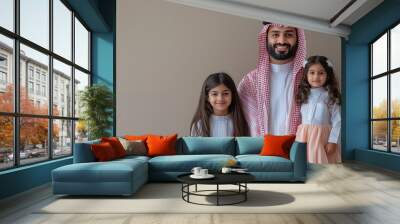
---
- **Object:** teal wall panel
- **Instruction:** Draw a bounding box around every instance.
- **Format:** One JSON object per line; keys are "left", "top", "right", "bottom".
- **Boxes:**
{"left": 355, "top": 149, "right": 400, "bottom": 172}
{"left": 91, "top": 0, "right": 115, "bottom": 135}
{"left": 92, "top": 33, "right": 113, "bottom": 88}
{"left": 65, "top": 0, "right": 110, "bottom": 32}
{"left": 0, "top": 158, "right": 72, "bottom": 199}
{"left": 92, "top": 32, "right": 114, "bottom": 135}
{"left": 343, "top": 44, "right": 369, "bottom": 159}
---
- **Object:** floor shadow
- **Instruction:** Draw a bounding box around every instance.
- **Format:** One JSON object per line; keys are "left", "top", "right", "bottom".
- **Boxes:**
{"left": 56, "top": 183, "right": 182, "bottom": 200}
{"left": 203, "top": 190, "right": 295, "bottom": 207}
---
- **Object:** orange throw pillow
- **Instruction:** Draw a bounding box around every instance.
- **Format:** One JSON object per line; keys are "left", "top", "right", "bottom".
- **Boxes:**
{"left": 91, "top": 142, "right": 117, "bottom": 161}
{"left": 124, "top": 135, "right": 148, "bottom": 141}
{"left": 146, "top": 134, "right": 177, "bottom": 157}
{"left": 259, "top": 135, "right": 296, "bottom": 159}
{"left": 101, "top": 137, "right": 127, "bottom": 158}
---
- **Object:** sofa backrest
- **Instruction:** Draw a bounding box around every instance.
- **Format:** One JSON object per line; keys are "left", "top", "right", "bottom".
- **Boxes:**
{"left": 235, "top": 137, "right": 264, "bottom": 155}
{"left": 73, "top": 139, "right": 100, "bottom": 163}
{"left": 73, "top": 137, "right": 266, "bottom": 163}
{"left": 177, "top": 137, "right": 235, "bottom": 155}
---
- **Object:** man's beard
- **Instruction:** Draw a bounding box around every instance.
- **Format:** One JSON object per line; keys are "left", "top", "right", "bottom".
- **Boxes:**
{"left": 267, "top": 43, "right": 297, "bottom": 60}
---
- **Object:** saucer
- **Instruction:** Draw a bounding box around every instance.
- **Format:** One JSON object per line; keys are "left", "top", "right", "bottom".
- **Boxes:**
{"left": 232, "top": 170, "right": 249, "bottom": 174}
{"left": 190, "top": 174, "right": 215, "bottom": 179}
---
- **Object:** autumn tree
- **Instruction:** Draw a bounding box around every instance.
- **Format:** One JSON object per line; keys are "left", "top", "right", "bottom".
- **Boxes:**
{"left": 76, "top": 119, "right": 87, "bottom": 142}
{"left": 0, "top": 84, "right": 59, "bottom": 151}
{"left": 372, "top": 100, "right": 387, "bottom": 139}
{"left": 391, "top": 99, "right": 400, "bottom": 142}
{"left": 372, "top": 99, "right": 400, "bottom": 143}
{"left": 0, "top": 116, "right": 12, "bottom": 149}
{"left": 0, "top": 85, "right": 14, "bottom": 149}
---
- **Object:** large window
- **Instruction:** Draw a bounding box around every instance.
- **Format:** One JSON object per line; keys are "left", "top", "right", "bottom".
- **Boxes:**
{"left": 0, "top": 0, "right": 91, "bottom": 171}
{"left": 370, "top": 23, "right": 400, "bottom": 154}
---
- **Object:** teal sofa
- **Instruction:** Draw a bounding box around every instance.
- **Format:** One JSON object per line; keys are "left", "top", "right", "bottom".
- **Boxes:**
{"left": 52, "top": 137, "right": 306, "bottom": 196}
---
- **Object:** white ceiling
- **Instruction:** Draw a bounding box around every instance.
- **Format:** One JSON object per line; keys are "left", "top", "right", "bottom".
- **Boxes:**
{"left": 228, "top": 0, "right": 352, "bottom": 22}
{"left": 165, "top": 0, "right": 384, "bottom": 38}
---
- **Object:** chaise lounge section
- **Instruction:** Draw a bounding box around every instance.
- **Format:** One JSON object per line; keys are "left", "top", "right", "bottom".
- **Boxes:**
{"left": 52, "top": 140, "right": 149, "bottom": 195}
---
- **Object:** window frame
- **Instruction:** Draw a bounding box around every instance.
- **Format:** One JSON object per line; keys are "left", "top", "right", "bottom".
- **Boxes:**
{"left": 0, "top": 70, "right": 7, "bottom": 85}
{"left": 0, "top": 0, "right": 92, "bottom": 171}
{"left": 0, "top": 53, "right": 8, "bottom": 88}
{"left": 370, "top": 21, "right": 400, "bottom": 154}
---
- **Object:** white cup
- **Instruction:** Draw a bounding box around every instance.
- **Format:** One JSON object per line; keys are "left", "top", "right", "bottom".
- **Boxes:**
{"left": 191, "top": 167, "right": 202, "bottom": 176}
{"left": 221, "top": 167, "right": 232, "bottom": 174}
{"left": 199, "top": 169, "right": 208, "bottom": 176}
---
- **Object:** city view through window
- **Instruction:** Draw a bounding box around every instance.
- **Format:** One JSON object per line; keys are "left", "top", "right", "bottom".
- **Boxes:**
{"left": 0, "top": 0, "right": 91, "bottom": 170}
{"left": 371, "top": 23, "right": 400, "bottom": 153}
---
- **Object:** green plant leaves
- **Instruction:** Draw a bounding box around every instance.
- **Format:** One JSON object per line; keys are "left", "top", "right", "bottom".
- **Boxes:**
{"left": 79, "top": 84, "right": 113, "bottom": 140}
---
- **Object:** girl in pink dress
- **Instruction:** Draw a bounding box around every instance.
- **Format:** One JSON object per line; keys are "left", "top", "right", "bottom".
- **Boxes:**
{"left": 296, "top": 56, "right": 341, "bottom": 164}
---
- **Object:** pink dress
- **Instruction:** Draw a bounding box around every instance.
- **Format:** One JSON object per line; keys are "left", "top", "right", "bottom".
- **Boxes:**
{"left": 296, "top": 88, "right": 341, "bottom": 164}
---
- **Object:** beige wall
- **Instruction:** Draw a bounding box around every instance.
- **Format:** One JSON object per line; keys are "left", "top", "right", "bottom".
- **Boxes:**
{"left": 116, "top": 0, "right": 341, "bottom": 136}
{"left": 305, "top": 30, "right": 342, "bottom": 86}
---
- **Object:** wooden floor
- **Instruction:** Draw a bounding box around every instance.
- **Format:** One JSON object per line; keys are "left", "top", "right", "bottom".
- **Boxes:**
{"left": 1, "top": 162, "right": 400, "bottom": 224}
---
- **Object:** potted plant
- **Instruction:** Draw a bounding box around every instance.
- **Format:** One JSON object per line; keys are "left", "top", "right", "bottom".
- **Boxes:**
{"left": 79, "top": 84, "right": 113, "bottom": 140}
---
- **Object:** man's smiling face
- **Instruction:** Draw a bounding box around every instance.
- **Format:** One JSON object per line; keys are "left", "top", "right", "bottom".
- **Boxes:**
{"left": 267, "top": 26, "right": 298, "bottom": 61}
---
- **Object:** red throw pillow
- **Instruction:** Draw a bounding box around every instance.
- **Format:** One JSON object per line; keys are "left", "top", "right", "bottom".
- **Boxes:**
{"left": 91, "top": 142, "right": 117, "bottom": 161}
{"left": 146, "top": 134, "right": 177, "bottom": 157}
{"left": 259, "top": 135, "right": 296, "bottom": 159}
{"left": 101, "top": 137, "right": 127, "bottom": 158}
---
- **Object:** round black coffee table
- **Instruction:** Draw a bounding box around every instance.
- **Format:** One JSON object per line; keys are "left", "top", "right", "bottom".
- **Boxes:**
{"left": 177, "top": 173, "right": 255, "bottom": 206}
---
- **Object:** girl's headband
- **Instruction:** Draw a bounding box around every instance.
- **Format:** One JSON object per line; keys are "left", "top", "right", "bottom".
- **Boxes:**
{"left": 303, "top": 58, "right": 334, "bottom": 68}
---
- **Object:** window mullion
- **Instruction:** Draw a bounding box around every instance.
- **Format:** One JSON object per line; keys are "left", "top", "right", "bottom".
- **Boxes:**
{"left": 71, "top": 11, "right": 76, "bottom": 154}
{"left": 370, "top": 45, "right": 373, "bottom": 149}
{"left": 387, "top": 30, "right": 391, "bottom": 152}
{"left": 49, "top": 0, "right": 54, "bottom": 160}
{"left": 13, "top": 0, "right": 20, "bottom": 167}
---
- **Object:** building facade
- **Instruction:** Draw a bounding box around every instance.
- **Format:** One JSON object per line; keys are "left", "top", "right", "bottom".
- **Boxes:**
{"left": 0, "top": 41, "right": 80, "bottom": 155}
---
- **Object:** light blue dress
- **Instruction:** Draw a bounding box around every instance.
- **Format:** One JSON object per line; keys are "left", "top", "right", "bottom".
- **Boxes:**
{"left": 191, "top": 114, "right": 234, "bottom": 137}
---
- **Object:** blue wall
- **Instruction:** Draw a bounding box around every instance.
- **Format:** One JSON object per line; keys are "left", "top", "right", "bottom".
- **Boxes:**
{"left": 0, "top": 0, "right": 116, "bottom": 200}
{"left": 91, "top": 0, "right": 116, "bottom": 135}
{"left": 345, "top": 0, "right": 400, "bottom": 171}
{"left": 91, "top": 32, "right": 115, "bottom": 136}
{"left": 92, "top": 31, "right": 114, "bottom": 134}
{"left": 92, "top": 33, "right": 114, "bottom": 87}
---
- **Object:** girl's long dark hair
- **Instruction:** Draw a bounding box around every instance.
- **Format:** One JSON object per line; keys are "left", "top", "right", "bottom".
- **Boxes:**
{"left": 296, "top": 55, "right": 341, "bottom": 105}
{"left": 190, "top": 72, "right": 249, "bottom": 136}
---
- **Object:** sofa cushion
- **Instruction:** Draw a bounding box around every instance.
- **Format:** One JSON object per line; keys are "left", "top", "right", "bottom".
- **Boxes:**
{"left": 101, "top": 137, "right": 127, "bottom": 158}
{"left": 178, "top": 137, "right": 235, "bottom": 155}
{"left": 147, "top": 134, "right": 178, "bottom": 157}
{"left": 91, "top": 142, "right": 118, "bottom": 161}
{"left": 124, "top": 135, "right": 148, "bottom": 142}
{"left": 148, "top": 154, "right": 235, "bottom": 172}
{"left": 115, "top": 155, "right": 150, "bottom": 163}
{"left": 52, "top": 159, "right": 146, "bottom": 183}
{"left": 236, "top": 137, "right": 264, "bottom": 155}
{"left": 260, "top": 135, "right": 296, "bottom": 159}
{"left": 53, "top": 162, "right": 133, "bottom": 182}
{"left": 236, "top": 155, "right": 293, "bottom": 172}
{"left": 118, "top": 138, "right": 147, "bottom": 156}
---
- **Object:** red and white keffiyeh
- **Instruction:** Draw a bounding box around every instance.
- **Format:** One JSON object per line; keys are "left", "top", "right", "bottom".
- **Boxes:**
{"left": 238, "top": 23, "right": 307, "bottom": 136}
